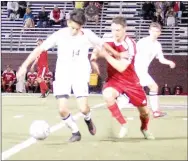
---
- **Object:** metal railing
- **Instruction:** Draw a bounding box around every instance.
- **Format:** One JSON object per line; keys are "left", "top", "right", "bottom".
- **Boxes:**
{"left": 1, "top": 26, "right": 187, "bottom": 55}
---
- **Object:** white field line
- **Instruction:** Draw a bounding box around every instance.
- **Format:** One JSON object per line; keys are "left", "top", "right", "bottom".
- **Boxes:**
{"left": 2, "top": 103, "right": 106, "bottom": 160}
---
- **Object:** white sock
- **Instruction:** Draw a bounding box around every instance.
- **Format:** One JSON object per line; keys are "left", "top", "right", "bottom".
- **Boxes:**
{"left": 63, "top": 114, "right": 79, "bottom": 133}
{"left": 83, "top": 111, "right": 91, "bottom": 121}
{"left": 149, "top": 91, "right": 159, "bottom": 112}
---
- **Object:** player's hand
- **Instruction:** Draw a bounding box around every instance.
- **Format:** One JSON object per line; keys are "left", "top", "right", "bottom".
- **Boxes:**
{"left": 169, "top": 61, "right": 176, "bottom": 68}
{"left": 17, "top": 66, "right": 27, "bottom": 80}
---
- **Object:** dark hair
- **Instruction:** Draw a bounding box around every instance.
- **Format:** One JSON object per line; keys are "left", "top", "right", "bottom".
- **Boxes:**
{"left": 69, "top": 9, "right": 86, "bottom": 26}
{"left": 150, "top": 22, "right": 161, "bottom": 30}
{"left": 112, "top": 16, "right": 126, "bottom": 27}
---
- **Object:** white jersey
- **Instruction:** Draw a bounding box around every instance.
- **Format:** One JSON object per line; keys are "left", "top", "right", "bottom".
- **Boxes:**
{"left": 134, "top": 36, "right": 165, "bottom": 72}
{"left": 40, "top": 27, "right": 104, "bottom": 77}
{"left": 40, "top": 27, "right": 104, "bottom": 97}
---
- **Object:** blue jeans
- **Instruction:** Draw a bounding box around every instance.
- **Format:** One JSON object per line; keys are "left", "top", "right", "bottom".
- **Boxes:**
{"left": 37, "top": 21, "right": 48, "bottom": 28}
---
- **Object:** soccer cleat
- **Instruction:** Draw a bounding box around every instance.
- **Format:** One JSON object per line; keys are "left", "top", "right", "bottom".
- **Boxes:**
{"left": 153, "top": 111, "right": 167, "bottom": 118}
{"left": 141, "top": 129, "right": 155, "bottom": 140}
{"left": 84, "top": 119, "right": 96, "bottom": 135}
{"left": 40, "top": 94, "right": 46, "bottom": 98}
{"left": 68, "top": 131, "right": 81, "bottom": 142}
{"left": 118, "top": 124, "right": 128, "bottom": 138}
{"left": 45, "top": 90, "right": 50, "bottom": 97}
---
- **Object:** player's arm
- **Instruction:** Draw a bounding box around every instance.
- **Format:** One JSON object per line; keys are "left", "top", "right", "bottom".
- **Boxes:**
{"left": 156, "top": 44, "right": 176, "bottom": 68}
{"left": 87, "top": 30, "right": 121, "bottom": 58}
{"left": 30, "top": 58, "right": 39, "bottom": 70}
{"left": 17, "top": 31, "right": 58, "bottom": 78}
{"left": 102, "top": 49, "right": 131, "bottom": 73}
{"left": 90, "top": 48, "right": 100, "bottom": 75}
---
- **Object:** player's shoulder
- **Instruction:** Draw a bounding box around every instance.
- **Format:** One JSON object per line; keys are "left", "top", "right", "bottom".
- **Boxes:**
{"left": 54, "top": 28, "right": 69, "bottom": 36}
{"left": 125, "top": 35, "right": 136, "bottom": 43}
{"left": 137, "top": 36, "right": 148, "bottom": 43}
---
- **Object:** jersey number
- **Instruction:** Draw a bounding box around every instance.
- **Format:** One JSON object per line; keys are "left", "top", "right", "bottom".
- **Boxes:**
{"left": 72, "top": 50, "right": 80, "bottom": 57}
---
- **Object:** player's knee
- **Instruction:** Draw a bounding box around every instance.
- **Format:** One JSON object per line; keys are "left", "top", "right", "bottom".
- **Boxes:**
{"left": 139, "top": 107, "right": 150, "bottom": 118}
{"left": 103, "top": 89, "right": 115, "bottom": 101}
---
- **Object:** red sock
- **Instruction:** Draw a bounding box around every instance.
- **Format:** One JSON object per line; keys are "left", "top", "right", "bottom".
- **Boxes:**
{"left": 39, "top": 81, "right": 48, "bottom": 94}
{"left": 140, "top": 116, "right": 149, "bottom": 130}
{"left": 108, "top": 103, "right": 126, "bottom": 125}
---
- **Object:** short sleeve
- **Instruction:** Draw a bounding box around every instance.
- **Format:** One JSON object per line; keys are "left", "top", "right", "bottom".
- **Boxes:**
{"left": 86, "top": 29, "right": 104, "bottom": 48}
{"left": 155, "top": 43, "right": 165, "bottom": 60}
{"left": 40, "top": 30, "right": 60, "bottom": 51}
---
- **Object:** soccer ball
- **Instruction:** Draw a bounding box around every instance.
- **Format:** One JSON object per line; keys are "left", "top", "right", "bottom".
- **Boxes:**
{"left": 29, "top": 120, "right": 50, "bottom": 140}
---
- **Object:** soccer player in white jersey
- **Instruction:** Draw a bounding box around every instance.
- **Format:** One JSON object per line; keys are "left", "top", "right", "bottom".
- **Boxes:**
{"left": 17, "top": 9, "right": 123, "bottom": 142}
{"left": 134, "top": 22, "right": 176, "bottom": 118}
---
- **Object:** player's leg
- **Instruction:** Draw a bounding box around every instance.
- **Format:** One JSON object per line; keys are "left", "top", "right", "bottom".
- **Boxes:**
{"left": 33, "top": 80, "right": 39, "bottom": 93}
{"left": 124, "top": 85, "right": 155, "bottom": 140}
{"left": 73, "top": 80, "right": 96, "bottom": 135}
{"left": 53, "top": 80, "right": 81, "bottom": 142}
{"left": 37, "top": 67, "right": 49, "bottom": 98}
{"left": 7, "top": 81, "right": 13, "bottom": 92}
{"left": 2, "top": 80, "right": 7, "bottom": 92}
{"left": 137, "top": 106, "right": 155, "bottom": 140}
{"left": 148, "top": 82, "right": 167, "bottom": 118}
{"left": 25, "top": 81, "right": 30, "bottom": 93}
{"left": 103, "top": 83, "right": 128, "bottom": 138}
{"left": 138, "top": 72, "right": 166, "bottom": 118}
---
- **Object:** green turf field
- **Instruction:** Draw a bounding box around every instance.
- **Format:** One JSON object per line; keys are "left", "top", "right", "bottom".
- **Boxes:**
{"left": 2, "top": 94, "right": 187, "bottom": 160}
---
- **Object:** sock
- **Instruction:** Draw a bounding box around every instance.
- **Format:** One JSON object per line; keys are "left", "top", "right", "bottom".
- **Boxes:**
{"left": 108, "top": 103, "right": 127, "bottom": 125}
{"left": 63, "top": 114, "right": 79, "bottom": 133}
{"left": 149, "top": 91, "right": 159, "bottom": 112}
{"left": 83, "top": 111, "right": 91, "bottom": 121}
{"left": 39, "top": 81, "right": 48, "bottom": 94}
{"left": 140, "top": 115, "right": 149, "bottom": 130}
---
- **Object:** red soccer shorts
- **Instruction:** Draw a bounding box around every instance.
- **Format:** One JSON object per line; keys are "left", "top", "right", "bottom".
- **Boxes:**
{"left": 103, "top": 80, "right": 147, "bottom": 107}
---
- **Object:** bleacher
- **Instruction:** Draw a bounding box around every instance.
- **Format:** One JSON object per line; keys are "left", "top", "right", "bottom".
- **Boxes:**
{"left": 1, "top": 1, "right": 188, "bottom": 54}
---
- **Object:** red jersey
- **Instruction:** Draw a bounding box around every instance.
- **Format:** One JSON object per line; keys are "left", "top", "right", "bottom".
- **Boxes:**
{"left": 107, "top": 36, "right": 139, "bottom": 85}
{"left": 37, "top": 51, "right": 48, "bottom": 69}
{"left": 2, "top": 70, "right": 16, "bottom": 82}
{"left": 27, "top": 72, "right": 37, "bottom": 82}
{"left": 44, "top": 71, "right": 53, "bottom": 81}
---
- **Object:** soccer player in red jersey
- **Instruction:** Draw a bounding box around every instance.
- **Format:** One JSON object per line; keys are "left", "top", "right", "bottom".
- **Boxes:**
{"left": 2, "top": 65, "right": 16, "bottom": 92}
{"left": 91, "top": 16, "right": 155, "bottom": 139}
{"left": 30, "top": 38, "right": 50, "bottom": 98}
{"left": 25, "top": 69, "right": 38, "bottom": 93}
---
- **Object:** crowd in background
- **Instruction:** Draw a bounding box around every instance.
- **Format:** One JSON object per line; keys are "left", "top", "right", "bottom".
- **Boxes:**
{"left": 141, "top": 1, "right": 185, "bottom": 27}
{"left": 1, "top": 1, "right": 103, "bottom": 28}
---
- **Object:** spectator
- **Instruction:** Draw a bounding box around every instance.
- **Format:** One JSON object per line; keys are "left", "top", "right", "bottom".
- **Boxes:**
{"left": 23, "top": 7, "right": 35, "bottom": 28}
{"left": 1, "top": 65, "right": 16, "bottom": 92}
{"left": 18, "top": 1, "right": 27, "bottom": 18}
{"left": 161, "top": 84, "right": 171, "bottom": 95}
{"left": 7, "top": 1, "right": 19, "bottom": 20}
{"left": 171, "top": 1, "right": 185, "bottom": 19}
{"left": 152, "top": 9, "right": 164, "bottom": 27}
{"left": 37, "top": 6, "right": 49, "bottom": 28}
{"left": 44, "top": 70, "right": 53, "bottom": 93}
{"left": 25, "top": 69, "right": 38, "bottom": 93}
{"left": 173, "top": 85, "right": 183, "bottom": 95}
{"left": 49, "top": 5, "right": 65, "bottom": 27}
{"left": 85, "top": 2, "right": 101, "bottom": 24}
{"left": 166, "top": 7, "right": 176, "bottom": 27}
{"left": 142, "top": 1, "right": 156, "bottom": 20}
